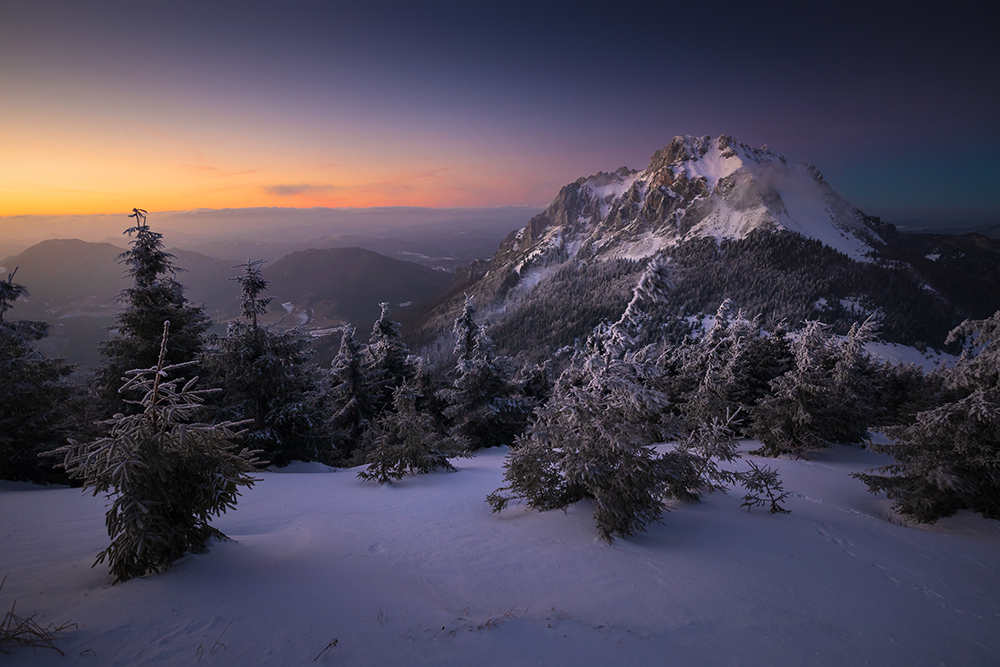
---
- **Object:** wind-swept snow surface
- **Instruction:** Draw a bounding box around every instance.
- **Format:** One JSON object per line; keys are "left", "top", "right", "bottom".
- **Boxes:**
{"left": 3, "top": 445, "right": 999, "bottom": 665}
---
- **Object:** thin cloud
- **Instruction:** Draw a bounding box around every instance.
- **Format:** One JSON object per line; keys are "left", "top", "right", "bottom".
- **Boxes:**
{"left": 264, "top": 183, "right": 340, "bottom": 196}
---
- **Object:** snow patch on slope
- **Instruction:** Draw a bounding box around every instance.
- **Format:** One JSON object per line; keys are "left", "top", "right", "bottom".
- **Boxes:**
{"left": 609, "top": 232, "right": 663, "bottom": 260}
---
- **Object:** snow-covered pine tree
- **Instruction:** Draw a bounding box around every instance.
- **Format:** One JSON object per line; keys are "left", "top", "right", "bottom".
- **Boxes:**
{"left": 854, "top": 311, "right": 1000, "bottom": 522}
{"left": 730, "top": 321, "right": 794, "bottom": 417}
{"left": 670, "top": 302, "right": 792, "bottom": 433}
{"left": 750, "top": 317, "right": 880, "bottom": 457}
{"left": 0, "top": 269, "right": 75, "bottom": 483}
{"left": 48, "top": 322, "right": 263, "bottom": 584}
{"left": 439, "top": 295, "right": 533, "bottom": 450}
{"left": 357, "top": 383, "right": 462, "bottom": 483}
{"left": 488, "top": 256, "right": 790, "bottom": 541}
{"left": 365, "top": 303, "right": 415, "bottom": 417}
{"left": 201, "top": 260, "right": 328, "bottom": 466}
{"left": 96, "top": 209, "right": 211, "bottom": 416}
{"left": 487, "top": 257, "right": 686, "bottom": 542}
{"left": 327, "top": 325, "right": 377, "bottom": 463}
{"left": 677, "top": 301, "right": 756, "bottom": 426}
{"left": 825, "top": 317, "right": 880, "bottom": 443}
{"left": 488, "top": 343, "right": 678, "bottom": 542}
{"left": 750, "top": 320, "right": 831, "bottom": 457}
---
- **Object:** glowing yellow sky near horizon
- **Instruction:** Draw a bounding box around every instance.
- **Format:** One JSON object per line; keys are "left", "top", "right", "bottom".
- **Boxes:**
{"left": 0, "top": 87, "right": 561, "bottom": 218}
{"left": 1, "top": 134, "right": 544, "bottom": 218}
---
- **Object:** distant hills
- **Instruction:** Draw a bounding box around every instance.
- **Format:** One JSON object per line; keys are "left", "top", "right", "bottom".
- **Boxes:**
{"left": 0, "top": 241, "right": 457, "bottom": 366}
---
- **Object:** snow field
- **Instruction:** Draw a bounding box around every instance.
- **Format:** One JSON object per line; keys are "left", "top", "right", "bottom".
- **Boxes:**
{"left": 2, "top": 444, "right": 999, "bottom": 666}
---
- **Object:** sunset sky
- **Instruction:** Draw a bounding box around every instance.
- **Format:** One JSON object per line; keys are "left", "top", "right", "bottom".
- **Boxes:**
{"left": 1, "top": 1, "right": 997, "bottom": 229}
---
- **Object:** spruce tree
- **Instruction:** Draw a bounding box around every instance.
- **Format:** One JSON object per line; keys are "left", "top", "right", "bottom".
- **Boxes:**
{"left": 365, "top": 302, "right": 415, "bottom": 417}
{"left": 0, "top": 269, "right": 75, "bottom": 483}
{"left": 96, "top": 209, "right": 210, "bottom": 415}
{"left": 487, "top": 257, "right": 682, "bottom": 542}
{"left": 750, "top": 318, "right": 879, "bottom": 457}
{"left": 49, "top": 322, "right": 262, "bottom": 584}
{"left": 201, "top": 260, "right": 327, "bottom": 466}
{"left": 854, "top": 312, "right": 1000, "bottom": 522}
{"left": 488, "top": 257, "right": 789, "bottom": 541}
{"left": 327, "top": 325, "right": 376, "bottom": 463}
{"left": 671, "top": 302, "right": 792, "bottom": 433}
{"left": 357, "top": 383, "right": 461, "bottom": 483}
{"left": 439, "top": 295, "right": 533, "bottom": 450}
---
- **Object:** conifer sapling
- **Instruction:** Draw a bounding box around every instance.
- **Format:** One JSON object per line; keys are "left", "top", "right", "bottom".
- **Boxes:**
{"left": 49, "top": 321, "right": 263, "bottom": 584}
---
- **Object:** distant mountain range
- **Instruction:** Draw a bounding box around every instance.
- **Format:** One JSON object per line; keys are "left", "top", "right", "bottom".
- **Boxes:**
{"left": 0, "top": 241, "right": 456, "bottom": 366}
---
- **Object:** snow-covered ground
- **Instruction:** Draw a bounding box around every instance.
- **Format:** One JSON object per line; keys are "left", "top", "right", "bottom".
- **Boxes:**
{"left": 3, "top": 444, "right": 999, "bottom": 666}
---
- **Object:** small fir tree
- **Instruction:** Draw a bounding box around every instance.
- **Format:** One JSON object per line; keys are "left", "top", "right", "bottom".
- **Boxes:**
{"left": 365, "top": 303, "right": 415, "bottom": 416}
{"left": 854, "top": 312, "right": 1000, "bottom": 522}
{"left": 357, "top": 383, "right": 462, "bottom": 483}
{"left": 96, "top": 209, "right": 211, "bottom": 415}
{"left": 671, "top": 302, "right": 793, "bottom": 433}
{"left": 0, "top": 269, "right": 75, "bottom": 483}
{"left": 201, "top": 260, "right": 328, "bottom": 465}
{"left": 750, "top": 318, "right": 879, "bottom": 458}
{"left": 439, "top": 295, "right": 533, "bottom": 450}
{"left": 488, "top": 257, "right": 789, "bottom": 541}
{"left": 488, "top": 257, "right": 681, "bottom": 542}
{"left": 48, "top": 322, "right": 263, "bottom": 584}
{"left": 327, "top": 325, "right": 377, "bottom": 463}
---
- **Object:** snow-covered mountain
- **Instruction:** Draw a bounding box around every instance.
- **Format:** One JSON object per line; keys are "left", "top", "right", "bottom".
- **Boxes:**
{"left": 495, "top": 134, "right": 891, "bottom": 280}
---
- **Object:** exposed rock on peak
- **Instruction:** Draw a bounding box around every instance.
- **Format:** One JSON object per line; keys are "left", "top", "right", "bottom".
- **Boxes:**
{"left": 483, "top": 135, "right": 893, "bottom": 301}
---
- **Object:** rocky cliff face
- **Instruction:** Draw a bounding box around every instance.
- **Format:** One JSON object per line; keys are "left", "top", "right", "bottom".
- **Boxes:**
{"left": 485, "top": 135, "right": 891, "bottom": 296}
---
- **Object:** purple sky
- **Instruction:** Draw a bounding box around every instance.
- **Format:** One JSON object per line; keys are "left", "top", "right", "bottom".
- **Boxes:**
{"left": 2, "top": 0, "right": 997, "bottom": 228}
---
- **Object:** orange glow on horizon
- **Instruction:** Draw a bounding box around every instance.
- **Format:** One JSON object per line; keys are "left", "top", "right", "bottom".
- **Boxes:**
{"left": 0, "top": 107, "right": 558, "bottom": 217}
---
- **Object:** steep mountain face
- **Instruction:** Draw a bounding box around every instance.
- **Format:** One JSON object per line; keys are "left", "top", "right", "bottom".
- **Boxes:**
{"left": 414, "top": 135, "right": 994, "bottom": 359}
{"left": 489, "top": 135, "right": 891, "bottom": 290}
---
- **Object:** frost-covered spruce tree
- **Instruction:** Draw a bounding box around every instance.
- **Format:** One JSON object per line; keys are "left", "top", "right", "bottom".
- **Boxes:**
{"left": 488, "top": 257, "right": 790, "bottom": 541}
{"left": 96, "top": 209, "right": 211, "bottom": 416}
{"left": 672, "top": 302, "right": 792, "bottom": 432}
{"left": 48, "top": 322, "right": 262, "bottom": 584}
{"left": 676, "top": 301, "right": 756, "bottom": 425}
{"left": 439, "top": 295, "right": 533, "bottom": 450}
{"left": 201, "top": 260, "right": 328, "bottom": 466}
{"left": 365, "top": 303, "right": 415, "bottom": 417}
{"left": 0, "top": 269, "right": 75, "bottom": 483}
{"left": 327, "top": 325, "right": 377, "bottom": 463}
{"left": 487, "top": 257, "right": 686, "bottom": 542}
{"left": 750, "top": 318, "right": 879, "bottom": 458}
{"left": 357, "top": 383, "right": 462, "bottom": 484}
{"left": 825, "top": 317, "right": 881, "bottom": 442}
{"left": 854, "top": 312, "right": 1000, "bottom": 522}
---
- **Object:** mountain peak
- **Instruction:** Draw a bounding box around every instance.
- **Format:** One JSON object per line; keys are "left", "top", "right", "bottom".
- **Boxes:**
{"left": 648, "top": 134, "right": 714, "bottom": 168}
{"left": 488, "top": 135, "right": 892, "bottom": 285}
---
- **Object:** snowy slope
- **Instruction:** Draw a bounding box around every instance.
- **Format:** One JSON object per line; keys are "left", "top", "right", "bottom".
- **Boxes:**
{"left": 3, "top": 445, "right": 999, "bottom": 666}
